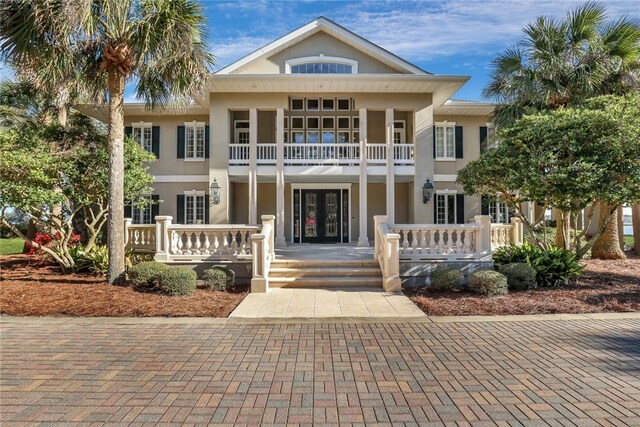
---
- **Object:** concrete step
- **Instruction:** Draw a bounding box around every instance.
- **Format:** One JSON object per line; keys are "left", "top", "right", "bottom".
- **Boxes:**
{"left": 269, "top": 276, "right": 382, "bottom": 288}
{"left": 271, "top": 259, "right": 379, "bottom": 268}
{"left": 269, "top": 267, "right": 382, "bottom": 278}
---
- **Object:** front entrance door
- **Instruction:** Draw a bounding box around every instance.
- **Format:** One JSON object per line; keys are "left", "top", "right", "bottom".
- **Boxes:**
{"left": 301, "top": 190, "right": 341, "bottom": 243}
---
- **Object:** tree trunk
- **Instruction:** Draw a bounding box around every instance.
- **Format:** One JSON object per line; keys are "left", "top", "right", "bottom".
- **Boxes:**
{"left": 633, "top": 204, "right": 640, "bottom": 253}
{"left": 106, "top": 70, "right": 126, "bottom": 284}
{"left": 555, "top": 210, "right": 570, "bottom": 250}
{"left": 592, "top": 204, "right": 626, "bottom": 259}
{"left": 22, "top": 218, "right": 38, "bottom": 253}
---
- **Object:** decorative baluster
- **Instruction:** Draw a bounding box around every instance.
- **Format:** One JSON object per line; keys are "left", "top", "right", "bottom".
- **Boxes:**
{"left": 437, "top": 229, "right": 444, "bottom": 254}
{"left": 456, "top": 230, "right": 463, "bottom": 254}
{"left": 230, "top": 229, "right": 238, "bottom": 254}
{"left": 419, "top": 229, "right": 428, "bottom": 254}
{"left": 185, "top": 232, "right": 193, "bottom": 254}
{"left": 203, "top": 232, "right": 211, "bottom": 254}
{"left": 463, "top": 230, "right": 471, "bottom": 253}
{"left": 193, "top": 232, "right": 202, "bottom": 255}
{"left": 401, "top": 229, "right": 409, "bottom": 254}
{"left": 411, "top": 229, "right": 418, "bottom": 255}
{"left": 176, "top": 231, "right": 184, "bottom": 254}
{"left": 239, "top": 230, "right": 247, "bottom": 255}
{"left": 212, "top": 232, "right": 220, "bottom": 255}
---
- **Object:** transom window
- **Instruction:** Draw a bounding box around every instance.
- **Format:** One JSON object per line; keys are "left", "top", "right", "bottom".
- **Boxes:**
{"left": 185, "top": 122, "right": 205, "bottom": 159}
{"left": 132, "top": 122, "right": 152, "bottom": 153}
{"left": 435, "top": 193, "right": 457, "bottom": 224}
{"left": 185, "top": 193, "right": 206, "bottom": 224}
{"left": 131, "top": 195, "right": 152, "bottom": 224}
{"left": 234, "top": 120, "right": 249, "bottom": 144}
{"left": 286, "top": 56, "right": 358, "bottom": 74}
{"left": 435, "top": 123, "right": 456, "bottom": 159}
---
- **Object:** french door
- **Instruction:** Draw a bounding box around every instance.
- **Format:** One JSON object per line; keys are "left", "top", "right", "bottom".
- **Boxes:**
{"left": 293, "top": 189, "right": 349, "bottom": 243}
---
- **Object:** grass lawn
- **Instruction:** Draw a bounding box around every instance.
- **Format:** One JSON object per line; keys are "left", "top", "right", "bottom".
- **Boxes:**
{"left": 625, "top": 235, "right": 634, "bottom": 246}
{"left": 0, "top": 238, "right": 24, "bottom": 255}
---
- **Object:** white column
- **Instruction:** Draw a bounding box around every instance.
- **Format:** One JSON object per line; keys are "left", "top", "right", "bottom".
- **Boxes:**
{"left": 275, "top": 108, "right": 286, "bottom": 247}
{"left": 357, "top": 108, "right": 369, "bottom": 246}
{"left": 248, "top": 108, "right": 258, "bottom": 224}
{"left": 385, "top": 108, "right": 395, "bottom": 224}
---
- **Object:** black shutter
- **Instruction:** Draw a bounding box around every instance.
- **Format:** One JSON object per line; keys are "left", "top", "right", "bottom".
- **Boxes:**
{"left": 124, "top": 126, "right": 132, "bottom": 136}
{"left": 124, "top": 203, "right": 132, "bottom": 219}
{"left": 151, "top": 195, "right": 160, "bottom": 223}
{"left": 432, "top": 126, "right": 436, "bottom": 158}
{"left": 151, "top": 126, "right": 160, "bottom": 158}
{"left": 481, "top": 195, "right": 490, "bottom": 215}
{"left": 204, "top": 195, "right": 210, "bottom": 224}
{"left": 204, "top": 125, "right": 210, "bottom": 159}
{"left": 479, "top": 126, "right": 488, "bottom": 154}
{"left": 456, "top": 194, "right": 465, "bottom": 224}
{"left": 176, "top": 195, "right": 185, "bottom": 224}
{"left": 455, "top": 126, "right": 463, "bottom": 159}
{"left": 177, "top": 126, "right": 185, "bottom": 159}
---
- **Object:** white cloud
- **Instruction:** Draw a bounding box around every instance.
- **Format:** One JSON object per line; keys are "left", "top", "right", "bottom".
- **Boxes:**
{"left": 210, "top": 36, "right": 274, "bottom": 70}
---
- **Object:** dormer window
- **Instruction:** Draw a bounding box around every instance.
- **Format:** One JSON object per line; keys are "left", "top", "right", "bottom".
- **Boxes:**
{"left": 285, "top": 56, "right": 358, "bottom": 74}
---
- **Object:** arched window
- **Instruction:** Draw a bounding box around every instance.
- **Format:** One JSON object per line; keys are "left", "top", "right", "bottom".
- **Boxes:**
{"left": 285, "top": 56, "right": 358, "bottom": 74}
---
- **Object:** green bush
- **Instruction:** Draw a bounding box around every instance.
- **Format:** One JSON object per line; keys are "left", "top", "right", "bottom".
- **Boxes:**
{"left": 493, "top": 242, "right": 584, "bottom": 287}
{"left": 79, "top": 245, "right": 109, "bottom": 275}
{"left": 498, "top": 262, "right": 537, "bottom": 290}
{"left": 429, "top": 268, "right": 463, "bottom": 292}
{"left": 468, "top": 270, "right": 508, "bottom": 296}
{"left": 127, "top": 261, "right": 168, "bottom": 287}
{"left": 157, "top": 267, "right": 197, "bottom": 296}
{"left": 202, "top": 266, "right": 235, "bottom": 291}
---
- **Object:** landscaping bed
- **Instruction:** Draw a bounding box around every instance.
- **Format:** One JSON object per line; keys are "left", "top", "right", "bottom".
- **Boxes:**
{"left": 407, "top": 253, "right": 640, "bottom": 316}
{"left": 0, "top": 255, "right": 247, "bottom": 317}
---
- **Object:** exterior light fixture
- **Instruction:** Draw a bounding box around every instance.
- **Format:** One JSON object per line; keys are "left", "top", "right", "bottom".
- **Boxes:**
{"left": 422, "top": 179, "right": 434, "bottom": 203}
{"left": 210, "top": 179, "right": 221, "bottom": 205}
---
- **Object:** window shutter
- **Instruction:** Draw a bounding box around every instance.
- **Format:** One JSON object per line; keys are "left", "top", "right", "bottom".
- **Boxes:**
{"left": 151, "top": 195, "right": 160, "bottom": 223}
{"left": 204, "top": 195, "right": 210, "bottom": 224}
{"left": 124, "top": 126, "right": 132, "bottom": 136}
{"left": 432, "top": 126, "right": 436, "bottom": 158}
{"left": 176, "top": 195, "right": 185, "bottom": 224}
{"left": 177, "top": 126, "right": 185, "bottom": 159}
{"left": 152, "top": 126, "right": 160, "bottom": 158}
{"left": 455, "top": 126, "right": 463, "bottom": 159}
{"left": 124, "top": 203, "right": 132, "bottom": 219}
{"left": 205, "top": 125, "right": 210, "bottom": 159}
{"left": 456, "top": 194, "right": 465, "bottom": 224}
{"left": 481, "top": 195, "right": 490, "bottom": 215}
{"left": 479, "top": 126, "right": 488, "bottom": 154}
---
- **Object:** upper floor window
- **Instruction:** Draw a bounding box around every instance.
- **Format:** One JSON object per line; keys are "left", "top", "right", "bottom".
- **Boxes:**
{"left": 132, "top": 122, "right": 152, "bottom": 153}
{"left": 435, "top": 122, "right": 456, "bottom": 159}
{"left": 285, "top": 56, "right": 358, "bottom": 74}
{"left": 185, "top": 122, "right": 205, "bottom": 159}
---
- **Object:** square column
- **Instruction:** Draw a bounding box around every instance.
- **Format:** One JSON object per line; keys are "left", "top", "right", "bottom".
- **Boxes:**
{"left": 385, "top": 108, "right": 395, "bottom": 224}
{"left": 357, "top": 108, "right": 369, "bottom": 246}
{"left": 248, "top": 108, "right": 258, "bottom": 224}
{"left": 275, "top": 108, "right": 286, "bottom": 247}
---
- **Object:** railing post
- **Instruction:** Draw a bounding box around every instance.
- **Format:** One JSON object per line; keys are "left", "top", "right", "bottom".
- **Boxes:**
{"left": 124, "top": 218, "right": 132, "bottom": 245}
{"left": 474, "top": 215, "right": 492, "bottom": 256}
{"left": 261, "top": 215, "right": 276, "bottom": 258}
{"left": 154, "top": 216, "right": 172, "bottom": 262}
{"left": 373, "top": 215, "right": 388, "bottom": 259}
{"left": 384, "top": 233, "right": 401, "bottom": 292}
{"left": 510, "top": 216, "right": 523, "bottom": 246}
{"left": 251, "top": 234, "right": 268, "bottom": 293}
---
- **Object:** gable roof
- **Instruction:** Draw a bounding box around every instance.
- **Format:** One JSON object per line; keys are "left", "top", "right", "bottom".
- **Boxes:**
{"left": 216, "top": 16, "right": 429, "bottom": 75}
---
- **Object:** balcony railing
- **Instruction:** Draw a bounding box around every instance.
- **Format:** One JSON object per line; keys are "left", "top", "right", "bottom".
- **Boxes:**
{"left": 229, "top": 143, "right": 414, "bottom": 166}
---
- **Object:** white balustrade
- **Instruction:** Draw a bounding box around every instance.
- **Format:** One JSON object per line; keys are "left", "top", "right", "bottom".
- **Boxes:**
{"left": 367, "top": 143, "right": 387, "bottom": 164}
{"left": 168, "top": 225, "right": 258, "bottom": 258}
{"left": 124, "top": 221, "right": 156, "bottom": 252}
{"left": 390, "top": 224, "right": 480, "bottom": 259}
{"left": 251, "top": 215, "right": 275, "bottom": 293}
{"left": 257, "top": 143, "right": 277, "bottom": 164}
{"left": 393, "top": 144, "right": 414, "bottom": 165}
{"left": 283, "top": 143, "right": 360, "bottom": 165}
{"left": 229, "top": 144, "right": 250, "bottom": 165}
{"left": 490, "top": 217, "right": 523, "bottom": 249}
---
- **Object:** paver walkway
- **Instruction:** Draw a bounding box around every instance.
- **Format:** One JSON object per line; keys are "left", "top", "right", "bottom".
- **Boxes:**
{"left": 230, "top": 288, "right": 426, "bottom": 318}
{"left": 2, "top": 316, "right": 640, "bottom": 426}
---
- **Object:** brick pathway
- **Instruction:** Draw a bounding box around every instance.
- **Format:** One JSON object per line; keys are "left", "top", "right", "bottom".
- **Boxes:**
{"left": 1, "top": 316, "right": 639, "bottom": 426}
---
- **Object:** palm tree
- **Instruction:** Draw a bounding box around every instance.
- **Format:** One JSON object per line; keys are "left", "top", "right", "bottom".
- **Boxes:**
{"left": 483, "top": 1, "right": 640, "bottom": 258}
{"left": 1, "top": 0, "right": 214, "bottom": 282}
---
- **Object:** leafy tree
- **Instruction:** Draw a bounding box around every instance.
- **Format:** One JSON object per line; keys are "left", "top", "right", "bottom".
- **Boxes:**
{"left": 0, "top": 113, "right": 155, "bottom": 271}
{"left": 457, "top": 94, "right": 640, "bottom": 259}
{"left": 1, "top": 0, "right": 214, "bottom": 282}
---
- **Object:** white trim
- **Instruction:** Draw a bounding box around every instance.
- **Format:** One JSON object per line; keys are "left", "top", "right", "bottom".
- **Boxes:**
{"left": 433, "top": 174, "right": 458, "bottom": 182}
{"left": 183, "top": 121, "right": 205, "bottom": 126}
{"left": 154, "top": 175, "right": 209, "bottom": 183}
{"left": 285, "top": 56, "right": 358, "bottom": 74}
{"left": 435, "top": 189, "right": 458, "bottom": 194}
{"left": 183, "top": 190, "right": 206, "bottom": 195}
{"left": 435, "top": 158, "right": 457, "bottom": 162}
{"left": 132, "top": 121, "right": 152, "bottom": 127}
{"left": 215, "top": 17, "right": 427, "bottom": 75}
{"left": 435, "top": 121, "right": 456, "bottom": 126}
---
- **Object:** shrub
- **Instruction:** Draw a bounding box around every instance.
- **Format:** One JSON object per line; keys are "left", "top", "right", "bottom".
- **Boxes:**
{"left": 493, "top": 241, "right": 542, "bottom": 266}
{"left": 202, "top": 266, "right": 235, "bottom": 291}
{"left": 74, "top": 245, "right": 109, "bottom": 275}
{"left": 468, "top": 270, "right": 508, "bottom": 296}
{"left": 429, "top": 268, "right": 463, "bottom": 292}
{"left": 498, "top": 262, "right": 537, "bottom": 290}
{"left": 127, "top": 261, "right": 168, "bottom": 287}
{"left": 157, "top": 267, "right": 197, "bottom": 296}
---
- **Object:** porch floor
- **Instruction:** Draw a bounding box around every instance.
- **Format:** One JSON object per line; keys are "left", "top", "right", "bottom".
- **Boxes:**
{"left": 229, "top": 287, "right": 426, "bottom": 319}
{"left": 274, "top": 243, "right": 374, "bottom": 261}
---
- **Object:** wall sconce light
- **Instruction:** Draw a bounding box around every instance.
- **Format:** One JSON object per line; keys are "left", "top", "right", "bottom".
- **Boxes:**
{"left": 210, "top": 179, "right": 221, "bottom": 205}
{"left": 422, "top": 179, "right": 434, "bottom": 203}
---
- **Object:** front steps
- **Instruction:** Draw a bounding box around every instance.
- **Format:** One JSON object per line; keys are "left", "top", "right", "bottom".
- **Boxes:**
{"left": 268, "top": 259, "right": 382, "bottom": 288}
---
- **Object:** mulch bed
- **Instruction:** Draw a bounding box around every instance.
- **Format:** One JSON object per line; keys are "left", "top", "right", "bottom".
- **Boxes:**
{"left": 0, "top": 255, "right": 247, "bottom": 317}
{"left": 407, "top": 253, "right": 640, "bottom": 316}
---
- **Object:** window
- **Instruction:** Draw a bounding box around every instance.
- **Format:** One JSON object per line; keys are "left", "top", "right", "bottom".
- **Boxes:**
{"left": 352, "top": 131, "right": 360, "bottom": 143}
{"left": 435, "top": 193, "right": 456, "bottom": 224}
{"left": 435, "top": 123, "right": 455, "bottom": 159}
{"left": 283, "top": 117, "right": 289, "bottom": 129}
{"left": 132, "top": 195, "right": 152, "bottom": 224}
{"left": 306, "top": 98, "right": 319, "bottom": 111}
{"left": 352, "top": 117, "right": 360, "bottom": 129}
{"left": 322, "top": 98, "right": 335, "bottom": 111}
{"left": 393, "top": 121, "right": 406, "bottom": 144}
{"left": 291, "top": 98, "right": 304, "bottom": 111}
{"left": 290, "top": 62, "right": 353, "bottom": 74}
{"left": 234, "top": 120, "right": 249, "bottom": 144}
{"left": 337, "top": 98, "right": 351, "bottom": 111}
{"left": 292, "top": 131, "right": 305, "bottom": 143}
{"left": 185, "top": 122, "right": 205, "bottom": 159}
{"left": 337, "top": 117, "right": 350, "bottom": 129}
{"left": 322, "top": 117, "right": 335, "bottom": 129}
{"left": 489, "top": 200, "right": 510, "bottom": 224}
{"left": 306, "top": 116, "right": 319, "bottom": 129}
{"left": 185, "top": 193, "right": 205, "bottom": 224}
{"left": 291, "top": 117, "right": 304, "bottom": 129}
{"left": 283, "top": 131, "right": 289, "bottom": 143}
{"left": 322, "top": 131, "right": 335, "bottom": 144}
{"left": 132, "top": 123, "right": 152, "bottom": 153}
{"left": 307, "top": 131, "right": 319, "bottom": 144}
{"left": 337, "top": 131, "right": 350, "bottom": 144}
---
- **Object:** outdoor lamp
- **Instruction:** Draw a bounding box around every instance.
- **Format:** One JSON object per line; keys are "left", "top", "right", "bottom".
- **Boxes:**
{"left": 422, "top": 179, "right": 434, "bottom": 203}
{"left": 210, "top": 179, "right": 221, "bottom": 205}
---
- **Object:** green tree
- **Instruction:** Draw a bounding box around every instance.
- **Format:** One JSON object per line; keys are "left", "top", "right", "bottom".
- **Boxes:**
{"left": 457, "top": 94, "right": 640, "bottom": 259}
{"left": 1, "top": 0, "right": 214, "bottom": 282}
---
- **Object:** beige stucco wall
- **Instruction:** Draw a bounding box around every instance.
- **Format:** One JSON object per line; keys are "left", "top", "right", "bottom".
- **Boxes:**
{"left": 236, "top": 31, "right": 403, "bottom": 75}
{"left": 148, "top": 182, "right": 210, "bottom": 220}
{"left": 432, "top": 114, "right": 487, "bottom": 175}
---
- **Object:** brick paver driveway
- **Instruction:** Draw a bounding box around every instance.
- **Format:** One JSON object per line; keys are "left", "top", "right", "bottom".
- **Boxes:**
{"left": 1, "top": 316, "right": 639, "bottom": 426}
